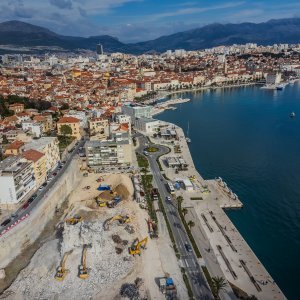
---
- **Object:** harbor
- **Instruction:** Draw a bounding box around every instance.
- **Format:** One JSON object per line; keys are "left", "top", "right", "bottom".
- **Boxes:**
{"left": 151, "top": 97, "right": 190, "bottom": 116}
{"left": 150, "top": 122, "right": 286, "bottom": 299}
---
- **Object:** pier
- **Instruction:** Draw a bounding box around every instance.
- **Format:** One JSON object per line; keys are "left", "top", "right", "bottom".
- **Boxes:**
{"left": 149, "top": 122, "right": 286, "bottom": 300}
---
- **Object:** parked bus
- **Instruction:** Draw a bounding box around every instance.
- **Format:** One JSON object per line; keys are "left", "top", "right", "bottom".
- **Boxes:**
{"left": 166, "top": 182, "right": 175, "bottom": 194}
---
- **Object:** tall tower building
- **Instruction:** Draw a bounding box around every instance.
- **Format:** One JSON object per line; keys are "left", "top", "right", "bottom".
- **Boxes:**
{"left": 96, "top": 43, "right": 103, "bottom": 55}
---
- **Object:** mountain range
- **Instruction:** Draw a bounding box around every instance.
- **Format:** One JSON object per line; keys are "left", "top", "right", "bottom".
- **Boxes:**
{"left": 0, "top": 18, "right": 299, "bottom": 54}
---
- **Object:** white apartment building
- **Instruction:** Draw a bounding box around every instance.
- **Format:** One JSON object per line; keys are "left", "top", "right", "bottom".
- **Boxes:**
{"left": 0, "top": 156, "right": 36, "bottom": 205}
{"left": 22, "top": 120, "right": 43, "bottom": 138}
{"left": 135, "top": 117, "right": 160, "bottom": 134}
{"left": 24, "top": 137, "right": 60, "bottom": 173}
{"left": 122, "top": 104, "right": 152, "bottom": 121}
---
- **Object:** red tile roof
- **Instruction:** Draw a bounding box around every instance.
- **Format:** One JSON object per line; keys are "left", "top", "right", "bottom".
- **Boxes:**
{"left": 57, "top": 116, "right": 80, "bottom": 124}
{"left": 22, "top": 149, "right": 44, "bottom": 162}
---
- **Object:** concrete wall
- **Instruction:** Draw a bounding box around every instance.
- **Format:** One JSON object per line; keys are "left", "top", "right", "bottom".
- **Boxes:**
{"left": 0, "top": 159, "right": 81, "bottom": 269}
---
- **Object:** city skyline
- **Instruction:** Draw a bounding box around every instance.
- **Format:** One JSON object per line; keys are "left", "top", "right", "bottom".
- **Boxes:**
{"left": 0, "top": 0, "right": 299, "bottom": 42}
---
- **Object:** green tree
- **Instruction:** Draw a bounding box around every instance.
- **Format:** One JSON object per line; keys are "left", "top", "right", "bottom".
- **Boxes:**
{"left": 60, "top": 124, "right": 72, "bottom": 138}
{"left": 182, "top": 207, "right": 188, "bottom": 217}
{"left": 187, "top": 220, "right": 195, "bottom": 229}
{"left": 212, "top": 276, "right": 228, "bottom": 298}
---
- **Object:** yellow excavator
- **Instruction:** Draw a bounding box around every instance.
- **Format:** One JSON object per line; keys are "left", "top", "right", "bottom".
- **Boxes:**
{"left": 103, "top": 215, "right": 131, "bottom": 231}
{"left": 55, "top": 250, "right": 73, "bottom": 281}
{"left": 78, "top": 244, "right": 92, "bottom": 279}
{"left": 95, "top": 196, "right": 109, "bottom": 207}
{"left": 66, "top": 215, "right": 82, "bottom": 225}
{"left": 129, "top": 237, "right": 148, "bottom": 256}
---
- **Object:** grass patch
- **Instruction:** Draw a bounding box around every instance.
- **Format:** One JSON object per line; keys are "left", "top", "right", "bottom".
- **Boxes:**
{"left": 145, "top": 147, "right": 159, "bottom": 152}
{"left": 190, "top": 197, "right": 203, "bottom": 200}
{"left": 136, "top": 152, "right": 149, "bottom": 169}
{"left": 181, "top": 268, "right": 194, "bottom": 300}
{"left": 57, "top": 135, "right": 75, "bottom": 152}
{"left": 177, "top": 198, "right": 202, "bottom": 258}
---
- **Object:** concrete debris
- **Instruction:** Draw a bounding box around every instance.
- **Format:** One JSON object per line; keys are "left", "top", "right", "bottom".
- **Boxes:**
{"left": 112, "top": 234, "right": 122, "bottom": 244}
{"left": 120, "top": 283, "right": 140, "bottom": 300}
{"left": 125, "top": 225, "right": 135, "bottom": 234}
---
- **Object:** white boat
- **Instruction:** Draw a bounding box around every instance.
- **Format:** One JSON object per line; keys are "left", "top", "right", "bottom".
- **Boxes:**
{"left": 290, "top": 112, "right": 296, "bottom": 118}
{"left": 186, "top": 122, "right": 191, "bottom": 143}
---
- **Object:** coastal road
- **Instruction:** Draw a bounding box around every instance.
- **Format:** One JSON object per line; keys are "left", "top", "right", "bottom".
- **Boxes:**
{"left": 0, "top": 138, "right": 85, "bottom": 233}
{"left": 137, "top": 135, "right": 213, "bottom": 300}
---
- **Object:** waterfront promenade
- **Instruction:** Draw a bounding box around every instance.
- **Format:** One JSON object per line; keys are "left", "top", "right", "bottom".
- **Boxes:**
{"left": 148, "top": 123, "right": 286, "bottom": 300}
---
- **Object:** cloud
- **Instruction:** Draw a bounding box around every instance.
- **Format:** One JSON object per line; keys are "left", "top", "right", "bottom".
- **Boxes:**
{"left": 49, "top": 0, "right": 72, "bottom": 10}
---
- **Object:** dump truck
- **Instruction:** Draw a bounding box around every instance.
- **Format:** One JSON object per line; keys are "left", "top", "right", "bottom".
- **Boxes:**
{"left": 107, "top": 196, "right": 122, "bottom": 208}
{"left": 55, "top": 251, "right": 73, "bottom": 281}
{"left": 129, "top": 237, "right": 148, "bottom": 256}
{"left": 95, "top": 196, "right": 109, "bottom": 207}
{"left": 147, "top": 218, "right": 158, "bottom": 239}
{"left": 78, "top": 244, "right": 92, "bottom": 279}
{"left": 66, "top": 215, "right": 82, "bottom": 225}
{"left": 159, "top": 277, "right": 177, "bottom": 299}
{"left": 103, "top": 215, "right": 131, "bottom": 231}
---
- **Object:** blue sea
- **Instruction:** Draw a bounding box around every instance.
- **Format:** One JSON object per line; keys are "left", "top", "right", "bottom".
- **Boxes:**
{"left": 158, "top": 83, "right": 300, "bottom": 299}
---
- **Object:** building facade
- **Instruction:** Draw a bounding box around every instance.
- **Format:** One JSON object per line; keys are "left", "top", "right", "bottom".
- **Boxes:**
{"left": 0, "top": 156, "right": 36, "bottom": 205}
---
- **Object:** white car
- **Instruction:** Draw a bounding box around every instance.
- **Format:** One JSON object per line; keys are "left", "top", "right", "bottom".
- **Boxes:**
{"left": 166, "top": 196, "right": 172, "bottom": 201}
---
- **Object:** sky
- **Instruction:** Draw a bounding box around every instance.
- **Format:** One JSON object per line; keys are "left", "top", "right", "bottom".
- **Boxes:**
{"left": 0, "top": 0, "right": 300, "bottom": 42}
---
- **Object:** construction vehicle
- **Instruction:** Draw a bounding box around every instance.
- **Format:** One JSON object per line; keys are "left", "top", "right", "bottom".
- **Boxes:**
{"left": 103, "top": 214, "right": 131, "bottom": 231}
{"left": 159, "top": 277, "right": 177, "bottom": 299}
{"left": 78, "top": 244, "right": 92, "bottom": 279}
{"left": 55, "top": 250, "right": 73, "bottom": 281}
{"left": 66, "top": 215, "right": 82, "bottom": 225}
{"left": 95, "top": 196, "right": 109, "bottom": 207}
{"left": 147, "top": 218, "right": 158, "bottom": 239}
{"left": 151, "top": 188, "right": 159, "bottom": 201}
{"left": 107, "top": 196, "right": 122, "bottom": 208}
{"left": 129, "top": 237, "right": 148, "bottom": 256}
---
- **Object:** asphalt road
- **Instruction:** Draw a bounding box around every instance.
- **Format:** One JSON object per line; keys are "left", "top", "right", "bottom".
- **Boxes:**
{"left": 137, "top": 135, "right": 213, "bottom": 300}
{"left": 0, "top": 138, "right": 85, "bottom": 232}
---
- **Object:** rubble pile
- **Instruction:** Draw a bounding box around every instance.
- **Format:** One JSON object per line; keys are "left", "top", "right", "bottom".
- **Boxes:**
{"left": 7, "top": 219, "right": 135, "bottom": 299}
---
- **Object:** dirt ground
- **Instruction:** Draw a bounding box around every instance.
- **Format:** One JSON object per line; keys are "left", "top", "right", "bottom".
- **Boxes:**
{"left": 2, "top": 171, "right": 187, "bottom": 300}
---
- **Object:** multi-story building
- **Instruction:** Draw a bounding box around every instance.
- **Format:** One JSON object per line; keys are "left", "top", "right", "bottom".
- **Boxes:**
{"left": 22, "top": 149, "right": 47, "bottom": 187}
{"left": 122, "top": 104, "right": 152, "bottom": 121}
{"left": 8, "top": 103, "right": 24, "bottom": 114}
{"left": 88, "top": 118, "right": 109, "bottom": 138}
{"left": 135, "top": 117, "right": 161, "bottom": 134}
{"left": 85, "top": 140, "right": 132, "bottom": 167}
{"left": 0, "top": 156, "right": 36, "bottom": 205}
{"left": 57, "top": 116, "right": 82, "bottom": 140}
{"left": 4, "top": 140, "right": 25, "bottom": 156}
{"left": 24, "top": 137, "right": 60, "bottom": 173}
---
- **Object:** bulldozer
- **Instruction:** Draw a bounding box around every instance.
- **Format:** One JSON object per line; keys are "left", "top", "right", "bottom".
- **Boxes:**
{"left": 65, "top": 215, "right": 82, "bottom": 225}
{"left": 78, "top": 244, "right": 92, "bottom": 279}
{"left": 129, "top": 237, "right": 148, "bottom": 256}
{"left": 147, "top": 218, "right": 158, "bottom": 239}
{"left": 103, "top": 215, "right": 131, "bottom": 231}
{"left": 55, "top": 250, "right": 73, "bottom": 281}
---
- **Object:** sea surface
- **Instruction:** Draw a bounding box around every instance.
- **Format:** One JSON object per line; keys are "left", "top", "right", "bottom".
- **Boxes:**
{"left": 158, "top": 83, "right": 300, "bottom": 299}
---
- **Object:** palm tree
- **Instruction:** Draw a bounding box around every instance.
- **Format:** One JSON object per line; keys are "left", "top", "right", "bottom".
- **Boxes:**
{"left": 187, "top": 220, "right": 195, "bottom": 229}
{"left": 182, "top": 208, "right": 188, "bottom": 217}
{"left": 212, "top": 276, "right": 228, "bottom": 297}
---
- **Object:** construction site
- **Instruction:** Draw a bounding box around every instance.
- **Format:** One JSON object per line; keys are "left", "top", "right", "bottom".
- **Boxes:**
{"left": 1, "top": 168, "right": 187, "bottom": 300}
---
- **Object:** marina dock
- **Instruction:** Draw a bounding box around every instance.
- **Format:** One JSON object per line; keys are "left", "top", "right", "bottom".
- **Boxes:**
{"left": 151, "top": 123, "right": 286, "bottom": 299}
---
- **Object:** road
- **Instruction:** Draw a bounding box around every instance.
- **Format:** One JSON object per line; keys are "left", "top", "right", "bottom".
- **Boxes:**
{"left": 137, "top": 135, "right": 213, "bottom": 300}
{"left": 0, "top": 138, "right": 85, "bottom": 233}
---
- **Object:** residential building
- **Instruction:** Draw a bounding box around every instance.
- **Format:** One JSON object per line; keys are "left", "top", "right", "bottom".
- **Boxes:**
{"left": 24, "top": 137, "right": 60, "bottom": 173}
{"left": 4, "top": 140, "right": 25, "bottom": 156}
{"left": 22, "top": 149, "right": 47, "bottom": 187}
{"left": 22, "top": 120, "right": 43, "bottom": 138}
{"left": 9, "top": 103, "right": 24, "bottom": 114}
{"left": 85, "top": 139, "right": 132, "bottom": 167}
{"left": 88, "top": 118, "right": 109, "bottom": 138}
{"left": 0, "top": 156, "right": 36, "bottom": 205}
{"left": 57, "top": 116, "right": 81, "bottom": 140}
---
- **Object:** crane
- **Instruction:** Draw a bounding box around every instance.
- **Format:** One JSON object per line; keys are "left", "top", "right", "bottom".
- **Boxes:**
{"left": 78, "top": 244, "right": 92, "bottom": 279}
{"left": 129, "top": 237, "right": 148, "bottom": 256}
{"left": 66, "top": 215, "right": 82, "bottom": 225}
{"left": 55, "top": 250, "right": 73, "bottom": 281}
{"left": 103, "top": 215, "right": 131, "bottom": 231}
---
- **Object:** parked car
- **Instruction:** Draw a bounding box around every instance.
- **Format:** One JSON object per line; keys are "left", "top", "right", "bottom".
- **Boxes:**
{"left": 38, "top": 186, "right": 44, "bottom": 191}
{"left": 166, "top": 196, "right": 171, "bottom": 201}
{"left": 1, "top": 219, "right": 11, "bottom": 226}
{"left": 11, "top": 213, "right": 18, "bottom": 219}
{"left": 53, "top": 172, "right": 57, "bottom": 176}
{"left": 22, "top": 202, "right": 29, "bottom": 209}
